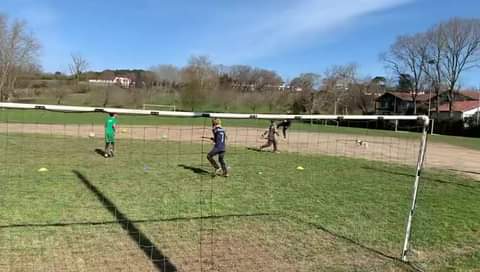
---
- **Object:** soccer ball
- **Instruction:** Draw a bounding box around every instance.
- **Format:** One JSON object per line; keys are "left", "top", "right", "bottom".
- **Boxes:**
{"left": 88, "top": 132, "right": 95, "bottom": 138}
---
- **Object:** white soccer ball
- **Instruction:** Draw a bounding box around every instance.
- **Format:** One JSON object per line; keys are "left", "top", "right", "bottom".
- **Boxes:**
{"left": 162, "top": 134, "right": 168, "bottom": 139}
{"left": 88, "top": 132, "right": 95, "bottom": 138}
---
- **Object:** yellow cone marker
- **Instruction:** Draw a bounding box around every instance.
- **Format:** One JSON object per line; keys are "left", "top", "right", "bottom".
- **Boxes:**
{"left": 38, "top": 168, "right": 48, "bottom": 172}
{"left": 296, "top": 166, "right": 304, "bottom": 171}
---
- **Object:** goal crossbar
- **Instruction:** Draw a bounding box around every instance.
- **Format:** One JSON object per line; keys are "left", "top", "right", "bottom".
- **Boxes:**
{"left": 0, "top": 102, "right": 429, "bottom": 125}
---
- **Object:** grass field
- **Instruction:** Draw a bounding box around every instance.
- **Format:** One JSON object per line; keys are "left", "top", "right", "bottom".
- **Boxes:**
{"left": 0, "top": 132, "right": 479, "bottom": 271}
{"left": 2, "top": 108, "right": 480, "bottom": 151}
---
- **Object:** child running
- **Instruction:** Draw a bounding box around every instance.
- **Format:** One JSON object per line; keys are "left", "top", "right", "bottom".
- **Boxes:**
{"left": 207, "top": 118, "right": 228, "bottom": 177}
{"left": 104, "top": 113, "right": 118, "bottom": 158}
{"left": 260, "top": 120, "right": 280, "bottom": 152}
{"left": 276, "top": 119, "right": 291, "bottom": 139}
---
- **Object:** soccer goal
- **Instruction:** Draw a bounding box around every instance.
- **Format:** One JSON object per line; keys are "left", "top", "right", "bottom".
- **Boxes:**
{"left": 0, "top": 102, "right": 433, "bottom": 271}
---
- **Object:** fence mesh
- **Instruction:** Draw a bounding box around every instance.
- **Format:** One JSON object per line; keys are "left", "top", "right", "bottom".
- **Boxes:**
{"left": 0, "top": 107, "right": 434, "bottom": 271}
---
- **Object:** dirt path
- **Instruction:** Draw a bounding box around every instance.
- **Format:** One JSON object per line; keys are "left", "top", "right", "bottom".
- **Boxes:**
{"left": 1, "top": 123, "right": 479, "bottom": 180}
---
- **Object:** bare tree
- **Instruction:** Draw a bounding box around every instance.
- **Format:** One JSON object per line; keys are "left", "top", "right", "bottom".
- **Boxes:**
{"left": 178, "top": 55, "right": 218, "bottom": 110}
{"left": 291, "top": 91, "right": 316, "bottom": 115}
{"left": 52, "top": 86, "right": 72, "bottom": 105}
{"left": 421, "top": 28, "right": 447, "bottom": 117}
{"left": 182, "top": 55, "right": 218, "bottom": 89}
{"left": 212, "top": 87, "right": 236, "bottom": 111}
{"left": 229, "top": 65, "right": 254, "bottom": 91}
{"left": 150, "top": 64, "right": 181, "bottom": 86}
{"left": 382, "top": 33, "right": 429, "bottom": 114}
{"left": 273, "top": 91, "right": 292, "bottom": 113}
{"left": 69, "top": 53, "right": 89, "bottom": 84}
{"left": 345, "top": 78, "right": 380, "bottom": 114}
{"left": 180, "top": 78, "right": 205, "bottom": 111}
{"left": 290, "top": 73, "right": 322, "bottom": 92}
{"left": 322, "top": 64, "right": 358, "bottom": 114}
{"left": 290, "top": 73, "right": 321, "bottom": 115}
{"left": 243, "top": 92, "right": 264, "bottom": 113}
{"left": 250, "top": 68, "right": 283, "bottom": 91}
{"left": 435, "top": 18, "right": 480, "bottom": 117}
{"left": 227, "top": 65, "right": 283, "bottom": 91}
{"left": 0, "top": 15, "right": 40, "bottom": 101}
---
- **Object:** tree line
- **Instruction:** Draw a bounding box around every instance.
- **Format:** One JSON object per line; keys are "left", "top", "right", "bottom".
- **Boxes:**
{"left": 0, "top": 14, "right": 40, "bottom": 101}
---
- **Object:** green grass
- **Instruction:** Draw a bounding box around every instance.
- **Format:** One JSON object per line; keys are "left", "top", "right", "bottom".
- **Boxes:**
{"left": 2, "top": 108, "right": 480, "bottom": 151}
{"left": 0, "top": 133, "right": 478, "bottom": 271}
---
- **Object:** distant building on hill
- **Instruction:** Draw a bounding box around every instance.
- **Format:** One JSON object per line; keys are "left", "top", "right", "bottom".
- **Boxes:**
{"left": 88, "top": 74, "right": 135, "bottom": 88}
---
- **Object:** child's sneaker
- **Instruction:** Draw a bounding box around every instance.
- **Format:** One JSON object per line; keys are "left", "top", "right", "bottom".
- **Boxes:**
{"left": 215, "top": 168, "right": 223, "bottom": 175}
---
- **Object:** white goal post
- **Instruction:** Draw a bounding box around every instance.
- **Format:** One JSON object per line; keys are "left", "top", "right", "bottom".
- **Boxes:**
{"left": 0, "top": 102, "right": 429, "bottom": 262}
{"left": 0, "top": 102, "right": 428, "bottom": 122}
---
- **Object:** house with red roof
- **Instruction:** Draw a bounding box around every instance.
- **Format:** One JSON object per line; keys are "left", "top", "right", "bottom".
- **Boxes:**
{"left": 375, "top": 91, "right": 439, "bottom": 115}
{"left": 435, "top": 100, "right": 480, "bottom": 120}
{"left": 461, "top": 91, "right": 480, "bottom": 101}
{"left": 375, "top": 90, "right": 479, "bottom": 116}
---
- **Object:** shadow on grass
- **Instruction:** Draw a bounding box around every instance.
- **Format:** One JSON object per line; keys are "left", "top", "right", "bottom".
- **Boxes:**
{"left": 362, "top": 166, "right": 478, "bottom": 189}
{"left": 246, "top": 147, "right": 279, "bottom": 153}
{"left": 447, "top": 169, "right": 480, "bottom": 179}
{"left": 178, "top": 164, "right": 210, "bottom": 175}
{"left": 1, "top": 210, "right": 420, "bottom": 271}
{"left": 94, "top": 148, "right": 106, "bottom": 157}
{"left": 72, "top": 170, "right": 177, "bottom": 272}
{"left": 286, "top": 215, "right": 421, "bottom": 272}
{"left": 246, "top": 147, "right": 264, "bottom": 152}
{"left": 0, "top": 213, "right": 275, "bottom": 229}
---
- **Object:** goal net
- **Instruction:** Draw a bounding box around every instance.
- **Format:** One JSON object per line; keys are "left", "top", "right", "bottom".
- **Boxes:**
{"left": 142, "top": 104, "right": 177, "bottom": 111}
{"left": 0, "top": 102, "right": 433, "bottom": 271}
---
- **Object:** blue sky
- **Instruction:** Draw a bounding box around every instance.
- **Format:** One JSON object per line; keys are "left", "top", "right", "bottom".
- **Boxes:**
{"left": 1, "top": 0, "right": 479, "bottom": 86}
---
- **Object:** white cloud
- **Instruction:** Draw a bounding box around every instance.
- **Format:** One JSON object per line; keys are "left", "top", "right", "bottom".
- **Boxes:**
{"left": 210, "top": 0, "right": 413, "bottom": 63}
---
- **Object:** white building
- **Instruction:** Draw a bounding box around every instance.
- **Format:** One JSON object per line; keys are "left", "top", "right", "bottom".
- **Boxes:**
{"left": 88, "top": 76, "right": 133, "bottom": 88}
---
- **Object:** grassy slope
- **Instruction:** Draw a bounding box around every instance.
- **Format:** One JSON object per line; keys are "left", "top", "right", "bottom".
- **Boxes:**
{"left": 1, "top": 108, "right": 480, "bottom": 151}
{"left": 12, "top": 91, "right": 277, "bottom": 114}
{"left": 0, "top": 133, "right": 478, "bottom": 270}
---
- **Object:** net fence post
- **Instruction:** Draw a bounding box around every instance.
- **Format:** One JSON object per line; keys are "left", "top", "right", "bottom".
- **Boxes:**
{"left": 430, "top": 118, "right": 435, "bottom": 135}
{"left": 401, "top": 116, "right": 429, "bottom": 262}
